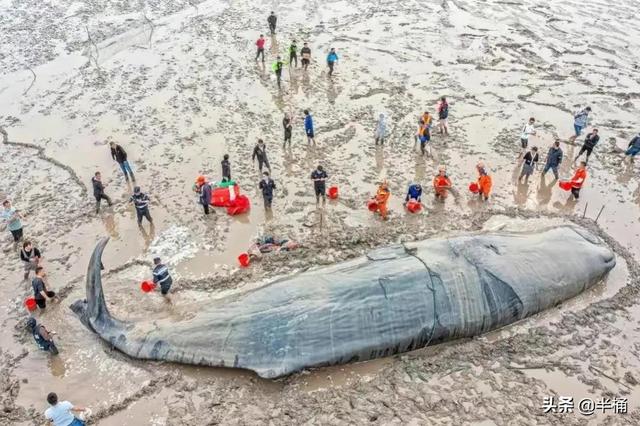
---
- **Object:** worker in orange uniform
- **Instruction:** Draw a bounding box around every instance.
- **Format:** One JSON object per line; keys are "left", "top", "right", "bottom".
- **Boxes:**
{"left": 569, "top": 161, "right": 587, "bottom": 200}
{"left": 374, "top": 181, "right": 391, "bottom": 220}
{"left": 476, "top": 162, "right": 492, "bottom": 201}
{"left": 433, "top": 165, "right": 452, "bottom": 201}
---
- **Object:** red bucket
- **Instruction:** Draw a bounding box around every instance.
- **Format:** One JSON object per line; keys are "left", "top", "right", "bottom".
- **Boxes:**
{"left": 327, "top": 186, "right": 339, "bottom": 199}
{"left": 226, "top": 195, "right": 251, "bottom": 216}
{"left": 558, "top": 181, "right": 572, "bottom": 191}
{"left": 367, "top": 200, "right": 378, "bottom": 212}
{"left": 469, "top": 182, "right": 479, "bottom": 193}
{"left": 141, "top": 281, "right": 156, "bottom": 293}
{"left": 238, "top": 253, "right": 250, "bottom": 267}
{"left": 406, "top": 201, "right": 422, "bottom": 213}
{"left": 24, "top": 297, "right": 37, "bottom": 311}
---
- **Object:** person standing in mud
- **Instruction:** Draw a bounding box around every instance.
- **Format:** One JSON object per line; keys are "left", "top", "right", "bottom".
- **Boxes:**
{"left": 437, "top": 97, "right": 449, "bottom": 136}
{"left": 625, "top": 132, "right": 640, "bottom": 160}
{"left": 519, "top": 146, "right": 539, "bottom": 183}
{"left": 255, "top": 34, "right": 266, "bottom": 62}
{"left": 311, "top": 165, "right": 328, "bottom": 206}
{"left": 267, "top": 12, "right": 277, "bottom": 34}
{"left": 272, "top": 56, "right": 285, "bottom": 89}
{"left": 326, "top": 48, "right": 338, "bottom": 77}
{"left": 20, "top": 240, "right": 41, "bottom": 281}
{"left": 221, "top": 154, "right": 231, "bottom": 181}
{"left": 419, "top": 121, "right": 431, "bottom": 156}
{"left": 542, "top": 142, "right": 563, "bottom": 180}
{"left": 283, "top": 113, "right": 293, "bottom": 148}
{"left": 1, "top": 199, "right": 24, "bottom": 243}
{"left": 32, "top": 266, "right": 56, "bottom": 310}
{"left": 519, "top": 117, "right": 537, "bottom": 157}
{"left": 304, "top": 110, "right": 315, "bottom": 144}
{"left": 195, "top": 176, "right": 213, "bottom": 215}
{"left": 109, "top": 142, "right": 135, "bottom": 182}
{"left": 433, "top": 166, "right": 452, "bottom": 200}
{"left": 570, "top": 106, "right": 591, "bottom": 142}
{"left": 289, "top": 40, "right": 298, "bottom": 68}
{"left": 374, "top": 113, "right": 386, "bottom": 145}
{"left": 252, "top": 139, "right": 271, "bottom": 173}
{"left": 574, "top": 128, "right": 599, "bottom": 163}
{"left": 259, "top": 171, "right": 276, "bottom": 210}
{"left": 152, "top": 257, "right": 173, "bottom": 299}
{"left": 91, "top": 172, "right": 112, "bottom": 214}
{"left": 129, "top": 186, "right": 153, "bottom": 227}
{"left": 476, "top": 162, "right": 492, "bottom": 201}
{"left": 300, "top": 42, "right": 311, "bottom": 71}
{"left": 44, "top": 392, "right": 87, "bottom": 426}
{"left": 568, "top": 161, "right": 587, "bottom": 200}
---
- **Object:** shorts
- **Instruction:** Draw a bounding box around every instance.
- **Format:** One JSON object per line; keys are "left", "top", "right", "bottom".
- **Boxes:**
{"left": 520, "top": 138, "right": 528, "bottom": 149}
{"left": 574, "top": 124, "right": 584, "bottom": 137}
{"left": 306, "top": 131, "right": 315, "bottom": 139}
{"left": 420, "top": 135, "right": 430, "bottom": 144}
{"left": 315, "top": 186, "right": 326, "bottom": 197}
{"left": 10, "top": 228, "right": 23, "bottom": 242}
{"left": 521, "top": 163, "right": 534, "bottom": 177}
{"left": 578, "top": 145, "right": 593, "bottom": 157}
{"left": 439, "top": 118, "right": 448, "bottom": 125}
{"left": 160, "top": 279, "right": 172, "bottom": 295}
{"left": 302, "top": 58, "right": 310, "bottom": 66}
{"left": 35, "top": 291, "right": 56, "bottom": 309}
{"left": 24, "top": 260, "right": 38, "bottom": 272}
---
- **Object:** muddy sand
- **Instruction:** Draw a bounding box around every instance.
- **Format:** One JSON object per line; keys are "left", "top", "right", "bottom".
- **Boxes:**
{"left": 1, "top": 0, "right": 640, "bottom": 424}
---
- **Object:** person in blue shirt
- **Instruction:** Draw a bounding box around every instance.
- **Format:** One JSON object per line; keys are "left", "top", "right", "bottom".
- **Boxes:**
{"left": 326, "top": 48, "right": 338, "bottom": 77}
{"left": 304, "top": 109, "right": 315, "bottom": 144}
{"left": 569, "top": 106, "right": 591, "bottom": 142}
{"left": 152, "top": 257, "right": 173, "bottom": 298}
{"left": 404, "top": 183, "right": 423, "bottom": 204}
{"left": 1, "top": 199, "right": 23, "bottom": 242}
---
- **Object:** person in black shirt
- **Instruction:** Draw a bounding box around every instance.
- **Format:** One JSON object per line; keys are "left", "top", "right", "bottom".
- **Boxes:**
{"left": 92, "top": 172, "right": 113, "bottom": 214}
{"left": 311, "top": 165, "right": 328, "bottom": 206}
{"left": 32, "top": 267, "right": 56, "bottom": 309}
{"left": 574, "top": 128, "right": 600, "bottom": 163}
{"left": 289, "top": 40, "right": 298, "bottom": 68}
{"left": 519, "top": 146, "right": 539, "bottom": 183}
{"left": 283, "top": 113, "right": 293, "bottom": 148}
{"left": 252, "top": 139, "right": 271, "bottom": 173}
{"left": 267, "top": 11, "right": 277, "bottom": 34}
{"left": 259, "top": 171, "right": 276, "bottom": 209}
{"left": 20, "top": 240, "right": 41, "bottom": 280}
{"left": 27, "top": 318, "right": 58, "bottom": 355}
{"left": 300, "top": 43, "right": 311, "bottom": 71}
{"left": 129, "top": 186, "right": 153, "bottom": 226}
{"left": 221, "top": 154, "right": 231, "bottom": 181}
{"left": 109, "top": 142, "right": 135, "bottom": 182}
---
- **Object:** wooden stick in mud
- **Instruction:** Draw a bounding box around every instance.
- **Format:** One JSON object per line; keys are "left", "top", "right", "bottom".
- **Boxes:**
{"left": 594, "top": 205, "right": 605, "bottom": 223}
{"left": 582, "top": 202, "right": 588, "bottom": 218}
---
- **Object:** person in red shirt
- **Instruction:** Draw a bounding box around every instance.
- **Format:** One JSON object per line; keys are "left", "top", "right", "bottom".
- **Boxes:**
{"left": 255, "top": 35, "right": 266, "bottom": 62}
{"left": 570, "top": 161, "right": 587, "bottom": 199}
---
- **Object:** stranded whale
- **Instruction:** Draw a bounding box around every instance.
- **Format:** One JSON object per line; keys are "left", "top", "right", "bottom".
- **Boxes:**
{"left": 70, "top": 226, "right": 615, "bottom": 378}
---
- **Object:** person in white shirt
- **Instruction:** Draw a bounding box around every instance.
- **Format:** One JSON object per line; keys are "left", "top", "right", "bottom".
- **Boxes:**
{"left": 519, "top": 117, "right": 537, "bottom": 157}
{"left": 44, "top": 392, "right": 87, "bottom": 426}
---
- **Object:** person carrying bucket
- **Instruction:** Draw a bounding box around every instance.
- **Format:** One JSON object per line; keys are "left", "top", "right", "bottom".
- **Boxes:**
{"left": 568, "top": 161, "right": 587, "bottom": 200}
{"left": 374, "top": 181, "right": 391, "bottom": 220}
{"left": 152, "top": 257, "right": 173, "bottom": 299}
{"left": 476, "top": 162, "right": 492, "bottom": 201}
{"left": 433, "top": 165, "right": 452, "bottom": 201}
{"left": 404, "top": 183, "right": 423, "bottom": 205}
{"left": 32, "top": 266, "right": 56, "bottom": 310}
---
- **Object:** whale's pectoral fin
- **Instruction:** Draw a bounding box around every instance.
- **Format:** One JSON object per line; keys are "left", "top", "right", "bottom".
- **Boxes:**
{"left": 479, "top": 269, "right": 524, "bottom": 331}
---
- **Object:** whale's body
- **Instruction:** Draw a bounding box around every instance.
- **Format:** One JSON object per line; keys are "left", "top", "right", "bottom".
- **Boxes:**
{"left": 71, "top": 226, "right": 615, "bottom": 378}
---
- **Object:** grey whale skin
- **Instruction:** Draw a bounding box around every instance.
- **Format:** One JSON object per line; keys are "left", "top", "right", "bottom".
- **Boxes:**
{"left": 70, "top": 226, "right": 615, "bottom": 379}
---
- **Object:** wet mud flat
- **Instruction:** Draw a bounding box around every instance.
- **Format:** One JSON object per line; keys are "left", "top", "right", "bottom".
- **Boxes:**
{"left": 1, "top": 0, "right": 640, "bottom": 424}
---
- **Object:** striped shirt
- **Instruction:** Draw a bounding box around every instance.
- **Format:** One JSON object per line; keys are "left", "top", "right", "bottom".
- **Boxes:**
{"left": 152, "top": 264, "right": 172, "bottom": 284}
{"left": 130, "top": 193, "right": 150, "bottom": 210}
